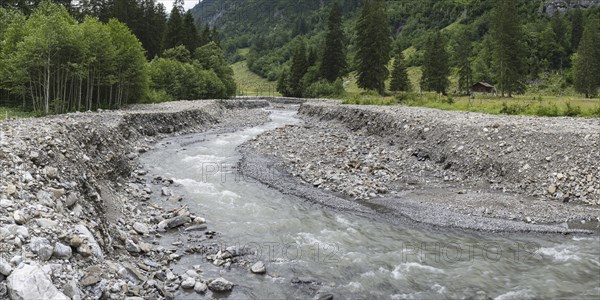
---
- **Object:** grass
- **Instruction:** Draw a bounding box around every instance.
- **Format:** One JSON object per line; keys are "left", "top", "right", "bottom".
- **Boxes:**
{"left": 0, "top": 106, "right": 34, "bottom": 120}
{"left": 231, "top": 48, "right": 280, "bottom": 97}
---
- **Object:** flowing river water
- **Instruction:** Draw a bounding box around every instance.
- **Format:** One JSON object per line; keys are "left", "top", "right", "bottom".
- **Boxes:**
{"left": 141, "top": 107, "right": 600, "bottom": 299}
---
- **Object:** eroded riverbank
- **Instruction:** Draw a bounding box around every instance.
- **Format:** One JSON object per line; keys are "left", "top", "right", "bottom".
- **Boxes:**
{"left": 241, "top": 100, "right": 600, "bottom": 233}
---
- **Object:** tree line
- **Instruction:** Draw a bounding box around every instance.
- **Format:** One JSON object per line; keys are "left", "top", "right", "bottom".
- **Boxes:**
{"left": 268, "top": 0, "right": 600, "bottom": 99}
{"left": 0, "top": 0, "right": 236, "bottom": 114}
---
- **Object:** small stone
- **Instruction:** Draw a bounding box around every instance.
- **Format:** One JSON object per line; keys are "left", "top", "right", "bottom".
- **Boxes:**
{"left": 208, "top": 278, "right": 234, "bottom": 292}
{"left": 548, "top": 185, "right": 557, "bottom": 194}
{"left": 48, "top": 188, "right": 65, "bottom": 199}
{"left": 161, "top": 187, "right": 172, "bottom": 196}
{"left": 36, "top": 218, "right": 58, "bottom": 228}
{"left": 80, "top": 274, "right": 101, "bottom": 287}
{"left": 194, "top": 282, "right": 207, "bottom": 293}
{"left": 125, "top": 239, "right": 141, "bottom": 253}
{"left": 545, "top": 156, "right": 552, "bottom": 162}
{"left": 184, "top": 224, "right": 207, "bottom": 232}
{"left": 64, "top": 193, "right": 78, "bottom": 208}
{"left": 38, "top": 245, "right": 54, "bottom": 261}
{"left": 4, "top": 185, "right": 16, "bottom": 195}
{"left": 193, "top": 217, "right": 206, "bottom": 224}
{"left": 9, "top": 256, "right": 23, "bottom": 267}
{"left": 13, "top": 211, "right": 27, "bottom": 225}
{"left": 133, "top": 222, "right": 149, "bottom": 235}
{"left": 70, "top": 236, "right": 83, "bottom": 248}
{"left": 250, "top": 261, "right": 266, "bottom": 274}
{"left": 556, "top": 173, "right": 565, "bottom": 180}
{"left": 181, "top": 277, "right": 196, "bottom": 289}
{"left": 53, "top": 242, "right": 72, "bottom": 259}
{"left": 45, "top": 167, "right": 59, "bottom": 179}
{"left": 77, "top": 244, "right": 93, "bottom": 257}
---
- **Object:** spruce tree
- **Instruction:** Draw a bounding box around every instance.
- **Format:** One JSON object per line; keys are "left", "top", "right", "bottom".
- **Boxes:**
{"left": 288, "top": 41, "right": 308, "bottom": 97}
{"left": 455, "top": 28, "right": 472, "bottom": 95}
{"left": 389, "top": 52, "right": 410, "bottom": 92}
{"left": 574, "top": 20, "right": 600, "bottom": 98}
{"left": 320, "top": 1, "right": 346, "bottom": 82}
{"left": 491, "top": 0, "right": 525, "bottom": 97}
{"left": 163, "top": 0, "right": 184, "bottom": 50}
{"left": 571, "top": 8, "right": 584, "bottom": 51}
{"left": 199, "top": 24, "right": 211, "bottom": 47}
{"left": 182, "top": 11, "right": 199, "bottom": 52}
{"left": 421, "top": 32, "right": 450, "bottom": 94}
{"left": 355, "top": 0, "right": 391, "bottom": 95}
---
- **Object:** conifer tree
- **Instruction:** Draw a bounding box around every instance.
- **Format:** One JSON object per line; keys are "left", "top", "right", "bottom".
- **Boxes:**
{"left": 288, "top": 41, "right": 308, "bottom": 97}
{"left": 355, "top": 0, "right": 391, "bottom": 95}
{"left": 319, "top": 1, "right": 346, "bottom": 82}
{"left": 455, "top": 28, "right": 472, "bottom": 95}
{"left": 574, "top": 20, "right": 600, "bottom": 98}
{"left": 389, "top": 52, "right": 410, "bottom": 92}
{"left": 571, "top": 8, "right": 584, "bottom": 51}
{"left": 182, "top": 11, "right": 199, "bottom": 52}
{"left": 421, "top": 32, "right": 450, "bottom": 94}
{"left": 491, "top": 0, "right": 525, "bottom": 97}
{"left": 163, "top": 0, "right": 184, "bottom": 50}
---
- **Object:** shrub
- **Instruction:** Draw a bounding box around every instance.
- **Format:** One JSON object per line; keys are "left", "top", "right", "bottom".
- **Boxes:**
{"left": 143, "top": 89, "right": 173, "bottom": 103}
{"left": 500, "top": 102, "right": 528, "bottom": 115}
{"left": 564, "top": 102, "right": 582, "bottom": 117}
{"left": 303, "top": 79, "right": 345, "bottom": 98}
{"left": 592, "top": 105, "right": 600, "bottom": 118}
{"left": 534, "top": 104, "right": 560, "bottom": 117}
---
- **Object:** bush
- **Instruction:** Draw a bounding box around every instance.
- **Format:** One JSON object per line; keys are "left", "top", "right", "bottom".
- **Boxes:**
{"left": 564, "top": 102, "right": 582, "bottom": 117}
{"left": 534, "top": 104, "right": 560, "bottom": 117}
{"left": 142, "top": 89, "right": 173, "bottom": 103}
{"left": 592, "top": 106, "right": 600, "bottom": 118}
{"left": 395, "top": 92, "right": 419, "bottom": 103}
{"left": 303, "top": 79, "right": 345, "bottom": 98}
{"left": 500, "top": 102, "right": 528, "bottom": 115}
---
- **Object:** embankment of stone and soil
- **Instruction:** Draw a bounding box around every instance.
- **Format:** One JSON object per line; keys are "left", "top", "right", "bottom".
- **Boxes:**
{"left": 240, "top": 100, "right": 600, "bottom": 233}
{"left": 0, "top": 100, "right": 269, "bottom": 299}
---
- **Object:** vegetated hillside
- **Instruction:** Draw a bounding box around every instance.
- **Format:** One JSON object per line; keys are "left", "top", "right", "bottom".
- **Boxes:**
{"left": 192, "top": 0, "right": 600, "bottom": 89}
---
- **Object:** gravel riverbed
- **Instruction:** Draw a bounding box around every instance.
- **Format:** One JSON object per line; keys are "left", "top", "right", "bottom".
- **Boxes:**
{"left": 0, "top": 100, "right": 269, "bottom": 299}
{"left": 241, "top": 100, "right": 600, "bottom": 232}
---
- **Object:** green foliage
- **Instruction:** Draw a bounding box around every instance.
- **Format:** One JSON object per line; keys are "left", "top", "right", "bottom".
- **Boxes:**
{"left": 389, "top": 52, "right": 411, "bottom": 92}
{"left": 161, "top": 45, "right": 192, "bottom": 63}
{"left": 574, "top": 20, "right": 600, "bottom": 98}
{"left": 453, "top": 27, "right": 473, "bottom": 95}
{"left": 491, "top": 0, "right": 526, "bottom": 97}
{"left": 304, "top": 79, "right": 345, "bottom": 98}
{"left": 147, "top": 57, "right": 227, "bottom": 99}
{"left": 355, "top": 0, "right": 391, "bottom": 95}
{"left": 142, "top": 89, "right": 174, "bottom": 104}
{"left": 534, "top": 103, "right": 560, "bottom": 116}
{"left": 0, "top": 1, "right": 148, "bottom": 114}
{"left": 421, "top": 31, "right": 450, "bottom": 94}
{"left": 194, "top": 42, "right": 237, "bottom": 96}
{"left": 564, "top": 102, "right": 582, "bottom": 116}
{"left": 319, "top": 1, "right": 347, "bottom": 82}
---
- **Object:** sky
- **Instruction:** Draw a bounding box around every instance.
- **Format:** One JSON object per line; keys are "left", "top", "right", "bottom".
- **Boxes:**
{"left": 158, "top": 0, "right": 200, "bottom": 11}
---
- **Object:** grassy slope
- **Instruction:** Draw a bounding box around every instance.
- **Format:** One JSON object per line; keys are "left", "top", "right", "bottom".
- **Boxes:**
{"left": 231, "top": 48, "right": 281, "bottom": 97}
{"left": 0, "top": 106, "right": 34, "bottom": 120}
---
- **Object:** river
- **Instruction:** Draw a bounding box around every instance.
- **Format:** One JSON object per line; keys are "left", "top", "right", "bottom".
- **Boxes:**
{"left": 141, "top": 107, "right": 600, "bottom": 299}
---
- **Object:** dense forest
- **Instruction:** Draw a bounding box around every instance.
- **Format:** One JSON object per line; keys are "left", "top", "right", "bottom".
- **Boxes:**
{"left": 0, "top": 0, "right": 235, "bottom": 114}
{"left": 192, "top": 0, "right": 600, "bottom": 99}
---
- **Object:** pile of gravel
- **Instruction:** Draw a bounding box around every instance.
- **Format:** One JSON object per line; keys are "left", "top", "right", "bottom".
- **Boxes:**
{"left": 0, "top": 100, "right": 268, "bottom": 299}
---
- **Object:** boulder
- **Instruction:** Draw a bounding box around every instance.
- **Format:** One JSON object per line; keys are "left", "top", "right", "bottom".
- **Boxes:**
{"left": 181, "top": 277, "right": 196, "bottom": 289}
{"left": 194, "top": 282, "right": 208, "bottom": 293}
{"left": 74, "top": 224, "right": 103, "bottom": 258}
{"left": 53, "top": 242, "right": 72, "bottom": 259}
{"left": 7, "top": 263, "right": 69, "bottom": 300}
{"left": 0, "top": 259, "right": 13, "bottom": 276}
{"left": 208, "top": 277, "right": 234, "bottom": 292}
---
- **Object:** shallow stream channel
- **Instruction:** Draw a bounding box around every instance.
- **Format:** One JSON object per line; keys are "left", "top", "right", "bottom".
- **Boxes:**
{"left": 140, "top": 107, "right": 600, "bottom": 299}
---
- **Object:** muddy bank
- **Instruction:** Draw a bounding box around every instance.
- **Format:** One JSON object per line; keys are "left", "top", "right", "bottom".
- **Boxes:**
{"left": 0, "top": 100, "right": 269, "bottom": 299}
{"left": 240, "top": 100, "right": 600, "bottom": 233}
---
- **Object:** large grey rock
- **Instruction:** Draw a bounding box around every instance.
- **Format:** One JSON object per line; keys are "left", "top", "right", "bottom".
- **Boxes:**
{"left": 0, "top": 259, "right": 13, "bottom": 276}
{"left": 7, "top": 263, "right": 69, "bottom": 300}
{"left": 37, "top": 190, "right": 55, "bottom": 208}
{"left": 181, "top": 277, "right": 196, "bottom": 289}
{"left": 74, "top": 224, "right": 103, "bottom": 258}
{"left": 65, "top": 192, "right": 78, "bottom": 208}
{"left": 63, "top": 279, "right": 82, "bottom": 300}
{"left": 194, "top": 282, "right": 208, "bottom": 293}
{"left": 53, "top": 242, "right": 72, "bottom": 259}
{"left": 208, "top": 277, "right": 234, "bottom": 292}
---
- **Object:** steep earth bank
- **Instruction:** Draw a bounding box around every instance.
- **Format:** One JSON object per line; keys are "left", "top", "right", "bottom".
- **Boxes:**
{"left": 0, "top": 100, "right": 269, "bottom": 299}
{"left": 241, "top": 100, "right": 600, "bottom": 232}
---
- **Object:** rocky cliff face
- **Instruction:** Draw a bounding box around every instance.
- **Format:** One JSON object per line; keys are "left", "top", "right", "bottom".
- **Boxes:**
{"left": 543, "top": 0, "right": 600, "bottom": 15}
